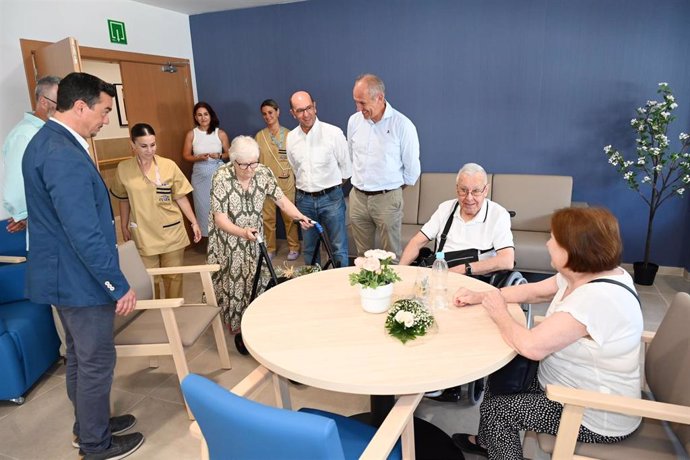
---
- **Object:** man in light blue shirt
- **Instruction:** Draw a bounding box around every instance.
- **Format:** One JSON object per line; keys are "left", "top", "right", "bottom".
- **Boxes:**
{"left": 2, "top": 75, "right": 60, "bottom": 234}
{"left": 348, "top": 74, "right": 420, "bottom": 257}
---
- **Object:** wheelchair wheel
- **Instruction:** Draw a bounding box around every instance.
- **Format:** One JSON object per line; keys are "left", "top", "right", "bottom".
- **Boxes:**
{"left": 467, "top": 377, "right": 485, "bottom": 405}
{"left": 234, "top": 333, "right": 249, "bottom": 356}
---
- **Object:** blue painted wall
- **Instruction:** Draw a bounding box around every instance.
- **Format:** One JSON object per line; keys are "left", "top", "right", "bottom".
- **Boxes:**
{"left": 190, "top": 0, "right": 690, "bottom": 268}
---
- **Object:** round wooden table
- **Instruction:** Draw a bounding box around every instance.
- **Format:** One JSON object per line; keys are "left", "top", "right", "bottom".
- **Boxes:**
{"left": 242, "top": 265, "right": 525, "bottom": 459}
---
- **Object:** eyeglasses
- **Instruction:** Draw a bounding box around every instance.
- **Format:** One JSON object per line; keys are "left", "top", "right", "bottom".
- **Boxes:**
{"left": 293, "top": 105, "right": 314, "bottom": 115}
{"left": 235, "top": 161, "right": 259, "bottom": 170}
{"left": 43, "top": 95, "right": 57, "bottom": 105}
{"left": 457, "top": 184, "right": 487, "bottom": 197}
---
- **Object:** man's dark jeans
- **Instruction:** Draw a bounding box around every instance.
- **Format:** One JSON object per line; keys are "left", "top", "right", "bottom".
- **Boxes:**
{"left": 57, "top": 304, "right": 116, "bottom": 453}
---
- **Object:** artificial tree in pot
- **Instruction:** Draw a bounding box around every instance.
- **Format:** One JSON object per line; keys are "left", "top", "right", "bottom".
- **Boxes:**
{"left": 605, "top": 82, "right": 690, "bottom": 285}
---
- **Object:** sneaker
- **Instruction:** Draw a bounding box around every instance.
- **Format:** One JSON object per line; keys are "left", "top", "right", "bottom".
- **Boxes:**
{"left": 79, "top": 432, "right": 144, "bottom": 460}
{"left": 267, "top": 251, "right": 276, "bottom": 261}
{"left": 73, "top": 414, "right": 137, "bottom": 448}
{"left": 287, "top": 251, "right": 300, "bottom": 261}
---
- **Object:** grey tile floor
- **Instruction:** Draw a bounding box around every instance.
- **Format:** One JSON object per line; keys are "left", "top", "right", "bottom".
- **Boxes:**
{"left": 1, "top": 242, "right": 687, "bottom": 460}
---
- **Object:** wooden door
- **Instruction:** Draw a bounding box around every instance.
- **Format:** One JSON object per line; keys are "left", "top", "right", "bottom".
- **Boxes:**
{"left": 119, "top": 62, "right": 195, "bottom": 177}
{"left": 33, "top": 37, "right": 82, "bottom": 80}
{"left": 30, "top": 37, "right": 101, "bottom": 165}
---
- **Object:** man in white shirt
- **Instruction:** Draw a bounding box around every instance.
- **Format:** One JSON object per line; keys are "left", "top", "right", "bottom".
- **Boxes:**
{"left": 399, "top": 163, "right": 515, "bottom": 276}
{"left": 400, "top": 162, "right": 515, "bottom": 402}
{"left": 348, "top": 74, "right": 420, "bottom": 257}
{"left": 286, "top": 91, "right": 352, "bottom": 268}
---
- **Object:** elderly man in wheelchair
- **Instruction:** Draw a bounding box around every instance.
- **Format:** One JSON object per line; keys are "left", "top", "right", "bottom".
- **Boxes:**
{"left": 399, "top": 162, "right": 525, "bottom": 402}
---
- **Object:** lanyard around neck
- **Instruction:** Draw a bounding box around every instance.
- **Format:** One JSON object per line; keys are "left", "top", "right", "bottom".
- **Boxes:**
{"left": 137, "top": 156, "right": 162, "bottom": 186}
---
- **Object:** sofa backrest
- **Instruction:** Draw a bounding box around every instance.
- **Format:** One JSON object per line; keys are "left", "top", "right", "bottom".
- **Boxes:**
{"left": 491, "top": 174, "right": 573, "bottom": 232}
{"left": 0, "top": 263, "right": 27, "bottom": 304}
{"left": 402, "top": 180, "right": 421, "bottom": 225}
{"left": 417, "top": 173, "right": 463, "bottom": 224}
{"left": 0, "top": 223, "right": 27, "bottom": 257}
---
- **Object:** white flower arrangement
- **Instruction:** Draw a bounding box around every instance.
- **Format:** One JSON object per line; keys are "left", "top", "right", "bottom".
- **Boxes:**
{"left": 349, "top": 249, "right": 401, "bottom": 289}
{"left": 385, "top": 299, "right": 435, "bottom": 344}
{"left": 604, "top": 82, "right": 690, "bottom": 267}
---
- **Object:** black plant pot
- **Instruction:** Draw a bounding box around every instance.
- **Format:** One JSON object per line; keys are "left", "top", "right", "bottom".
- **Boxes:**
{"left": 633, "top": 262, "right": 659, "bottom": 286}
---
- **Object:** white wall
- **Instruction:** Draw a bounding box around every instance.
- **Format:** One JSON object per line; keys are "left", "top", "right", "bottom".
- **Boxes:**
{"left": 0, "top": 0, "right": 195, "bottom": 220}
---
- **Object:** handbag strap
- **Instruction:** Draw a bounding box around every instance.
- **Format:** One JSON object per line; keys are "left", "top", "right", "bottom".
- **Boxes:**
{"left": 434, "top": 200, "right": 460, "bottom": 254}
{"left": 588, "top": 278, "right": 641, "bottom": 307}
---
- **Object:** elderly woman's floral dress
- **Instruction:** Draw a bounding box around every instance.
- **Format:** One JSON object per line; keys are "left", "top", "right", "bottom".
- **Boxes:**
{"left": 207, "top": 164, "right": 283, "bottom": 332}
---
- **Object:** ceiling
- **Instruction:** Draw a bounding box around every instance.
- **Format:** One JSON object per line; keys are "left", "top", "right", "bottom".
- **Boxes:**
{"left": 130, "top": 0, "right": 305, "bottom": 15}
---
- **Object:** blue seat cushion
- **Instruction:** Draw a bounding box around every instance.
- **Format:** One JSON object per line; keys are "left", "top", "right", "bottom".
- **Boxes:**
{"left": 299, "top": 408, "right": 402, "bottom": 460}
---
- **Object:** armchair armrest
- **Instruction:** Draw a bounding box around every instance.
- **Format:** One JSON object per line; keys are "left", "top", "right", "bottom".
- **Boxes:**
{"left": 641, "top": 330, "right": 655, "bottom": 344}
{"left": 231, "top": 365, "right": 272, "bottom": 398}
{"left": 146, "top": 264, "right": 220, "bottom": 276}
{"left": 360, "top": 393, "right": 424, "bottom": 460}
{"left": 546, "top": 384, "right": 690, "bottom": 424}
{"left": 547, "top": 383, "right": 690, "bottom": 458}
{"left": 135, "top": 298, "right": 184, "bottom": 310}
{"left": 0, "top": 255, "right": 26, "bottom": 263}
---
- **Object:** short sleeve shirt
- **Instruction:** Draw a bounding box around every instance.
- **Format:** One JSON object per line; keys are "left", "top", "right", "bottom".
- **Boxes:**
{"left": 111, "top": 155, "right": 193, "bottom": 256}
{"left": 420, "top": 198, "right": 513, "bottom": 259}
{"left": 538, "top": 270, "right": 643, "bottom": 436}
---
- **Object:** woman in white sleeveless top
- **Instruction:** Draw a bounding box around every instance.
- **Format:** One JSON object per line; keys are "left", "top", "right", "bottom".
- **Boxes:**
{"left": 182, "top": 102, "right": 230, "bottom": 239}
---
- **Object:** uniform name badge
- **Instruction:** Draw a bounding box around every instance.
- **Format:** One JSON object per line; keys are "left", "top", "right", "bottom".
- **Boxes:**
{"left": 157, "top": 185, "right": 172, "bottom": 203}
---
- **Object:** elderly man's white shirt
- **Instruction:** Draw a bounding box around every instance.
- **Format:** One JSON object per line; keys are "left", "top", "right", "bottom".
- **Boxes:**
{"left": 420, "top": 198, "right": 513, "bottom": 260}
{"left": 286, "top": 118, "right": 351, "bottom": 193}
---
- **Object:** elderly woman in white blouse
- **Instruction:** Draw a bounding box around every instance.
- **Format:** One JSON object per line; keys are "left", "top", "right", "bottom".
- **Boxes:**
{"left": 451, "top": 207, "right": 642, "bottom": 460}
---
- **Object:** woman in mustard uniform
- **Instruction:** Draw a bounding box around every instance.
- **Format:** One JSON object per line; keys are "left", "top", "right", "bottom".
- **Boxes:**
{"left": 111, "top": 123, "right": 201, "bottom": 298}
{"left": 255, "top": 99, "right": 300, "bottom": 260}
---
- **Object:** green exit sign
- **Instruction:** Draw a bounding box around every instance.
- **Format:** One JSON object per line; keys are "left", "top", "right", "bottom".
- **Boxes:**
{"left": 108, "top": 19, "right": 127, "bottom": 45}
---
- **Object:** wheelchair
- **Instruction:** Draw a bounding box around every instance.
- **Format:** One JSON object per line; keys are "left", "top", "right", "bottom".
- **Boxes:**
{"left": 462, "top": 269, "right": 531, "bottom": 405}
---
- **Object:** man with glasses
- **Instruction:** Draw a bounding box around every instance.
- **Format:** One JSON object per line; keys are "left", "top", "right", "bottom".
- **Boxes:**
{"left": 399, "top": 163, "right": 515, "bottom": 276}
{"left": 400, "top": 163, "right": 515, "bottom": 402}
{"left": 348, "top": 73, "right": 420, "bottom": 257}
{"left": 286, "top": 91, "right": 351, "bottom": 268}
{"left": 2, "top": 75, "right": 60, "bottom": 234}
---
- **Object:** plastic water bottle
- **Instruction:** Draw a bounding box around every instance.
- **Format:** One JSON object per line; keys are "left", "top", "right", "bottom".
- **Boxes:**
{"left": 430, "top": 252, "right": 449, "bottom": 310}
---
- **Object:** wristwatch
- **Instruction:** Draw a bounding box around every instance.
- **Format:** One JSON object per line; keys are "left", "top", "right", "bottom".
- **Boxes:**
{"left": 465, "top": 263, "right": 472, "bottom": 276}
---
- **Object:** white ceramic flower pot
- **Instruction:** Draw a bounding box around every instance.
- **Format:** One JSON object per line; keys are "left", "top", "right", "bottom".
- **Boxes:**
{"left": 358, "top": 283, "right": 394, "bottom": 314}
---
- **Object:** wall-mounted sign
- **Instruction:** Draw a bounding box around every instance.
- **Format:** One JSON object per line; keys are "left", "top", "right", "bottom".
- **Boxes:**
{"left": 108, "top": 19, "right": 127, "bottom": 45}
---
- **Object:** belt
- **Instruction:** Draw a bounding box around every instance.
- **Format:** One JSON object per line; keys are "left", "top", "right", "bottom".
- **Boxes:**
{"left": 354, "top": 186, "right": 398, "bottom": 196}
{"left": 297, "top": 184, "right": 340, "bottom": 197}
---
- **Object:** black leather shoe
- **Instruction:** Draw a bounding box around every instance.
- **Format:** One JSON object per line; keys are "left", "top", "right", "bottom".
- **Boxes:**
{"left": 79, "top": 432, "right": 144, "bottom": 459}
{"left": 429, "top": 386, "right": 462, "bottom": 402}
{"left": 452, "top": 433, "right": 488, "bottom": 458}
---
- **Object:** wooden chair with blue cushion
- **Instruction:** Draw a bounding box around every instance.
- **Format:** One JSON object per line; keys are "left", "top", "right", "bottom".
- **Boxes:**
{"left": 183, "top": 366, "right": 422, "bottom": 460}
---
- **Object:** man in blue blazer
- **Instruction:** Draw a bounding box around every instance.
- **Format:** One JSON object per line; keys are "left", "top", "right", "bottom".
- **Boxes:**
{"left": 23, "top": 73, "right": 144, "bottom": 460}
